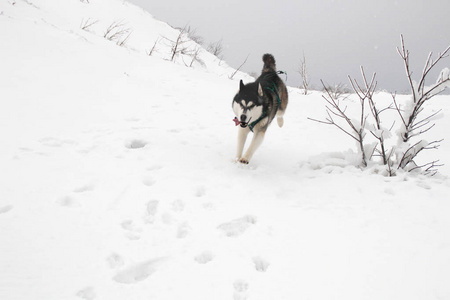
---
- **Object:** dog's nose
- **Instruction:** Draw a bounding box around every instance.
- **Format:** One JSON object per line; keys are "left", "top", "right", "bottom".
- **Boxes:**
{"left": 240, "top": 115, "right": 247, "bottom": 123}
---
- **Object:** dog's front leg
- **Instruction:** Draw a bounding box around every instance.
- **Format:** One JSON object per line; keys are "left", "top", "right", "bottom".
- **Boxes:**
{"left": 236, "top": 126, "right": 250, "bottom": 161}
{"left": 240, "top": 130, "right": 265, "bottom": 164}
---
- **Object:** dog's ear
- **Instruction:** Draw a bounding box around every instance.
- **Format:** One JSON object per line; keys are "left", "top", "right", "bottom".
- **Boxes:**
{"left": 239, "top": 80, "right": 245, "bottom": 91}
{"left": 258, "top": 83, "right": 264, "bottom": 97}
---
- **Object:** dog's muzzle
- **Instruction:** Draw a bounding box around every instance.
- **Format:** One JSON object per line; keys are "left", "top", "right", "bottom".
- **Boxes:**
{"left": 239, "top": 115, "right": 251, "bottom": 128}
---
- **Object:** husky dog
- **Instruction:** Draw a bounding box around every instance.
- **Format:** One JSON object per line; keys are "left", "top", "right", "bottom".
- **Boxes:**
{"left": 232, "top": 54, "right": 288, "bottom": 164}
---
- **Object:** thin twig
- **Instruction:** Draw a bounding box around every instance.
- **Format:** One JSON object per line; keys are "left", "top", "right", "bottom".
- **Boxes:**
{"left": 229, "top": 54, "right": 249, "bottom": 79}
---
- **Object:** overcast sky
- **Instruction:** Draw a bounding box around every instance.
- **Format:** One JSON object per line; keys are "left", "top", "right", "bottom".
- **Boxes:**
{"left": 128, "top": 0, "right": 450, "bottom": 92}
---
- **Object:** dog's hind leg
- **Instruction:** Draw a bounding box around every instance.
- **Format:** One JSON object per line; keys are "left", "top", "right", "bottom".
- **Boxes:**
{"left": 240, "top": 131, "right": 265, "bottom": 164}
{"left": 277, "top": 85, "right": 288, "bottom": 128}
{"left": 236, "top": 126, "right": 250, "bottom": 161}
{"left": 276, "top": 110, "right": 285, "bottom": 127}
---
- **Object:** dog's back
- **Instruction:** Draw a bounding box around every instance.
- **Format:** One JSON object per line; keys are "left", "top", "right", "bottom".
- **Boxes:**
{"left": 258, "top": 54, "right": 288, "bottom": 127}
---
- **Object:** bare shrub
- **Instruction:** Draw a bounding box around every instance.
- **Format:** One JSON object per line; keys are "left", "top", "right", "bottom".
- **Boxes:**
{"left": 299, "top": 53, "right": 310, "bottom": 95}
{"left": 207, "top": 39, "right": 224, "bottom": 57}
{"left": 80, "top": 18, "right": 98, "bottom": 31}
{"left": 161, "top": 26, "right": 205, "bottom": 67}
{"left": 321, "top": 83, "right": 351, "bottom": 99}
{"left": 104, "top": 20, "right": 132, "bottom": 47}
{"left": 391, "top": 35, "right": 449, "bottom": 174}
{"left": 310, "top": 80, "right": 369, "bottom": 167}
{"left": 184, "top": 25, "right": 204, "bottom": 45}
{"left": 311, "top": 35, "right": 449, "bottom": 176}
{"left": 188, "top": 47, "right": 205, "bottom": 67}
{"left": 162, "top": 26, "right": 190, "bottom": 62}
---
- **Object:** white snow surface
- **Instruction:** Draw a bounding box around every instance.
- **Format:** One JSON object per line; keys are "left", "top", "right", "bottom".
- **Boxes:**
{"left": 1, "top": 1, "right": 450, "bottom": 300}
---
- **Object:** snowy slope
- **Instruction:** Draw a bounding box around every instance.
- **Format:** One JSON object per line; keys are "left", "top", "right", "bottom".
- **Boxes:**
{"left": 1, "top": 1, "right": 450, "bottom": 300}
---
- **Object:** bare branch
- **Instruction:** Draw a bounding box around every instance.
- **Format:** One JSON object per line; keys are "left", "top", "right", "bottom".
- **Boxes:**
{"left": 391, "top": 93, "right": 407, "bottom": 127}
{"left": 421, "top": 77, "right": 450, "bottom": 99}
{"left": 418, "top": 46, "right": 450, "bottom": 94}
{"left": 386, "top": 148, "right": 396, "bottom": 176}
{"left": 424, "top": 139, "right": 443, "bottom": 150}
{"left": 229, "top": 54, "right": 249, "bottom": 79}
{"left": 147, "top": 38, "right": 160, "bottom": 56}
{"left": 378, "top": 103, "right": 394, "bottom": 115}
{"left": 406, "top": 124, "right": 435, "bottom": 140}
{"left": 80, "top": 18, "right": 98, "bottom": 31}
{"left": 409, "top": 160, "right": 443, "bottom": 176}
{"left": 411, "top": 109, "right": 441, "bottom": 128}
{"left": 398, "top": 139, "right": 443, "bottom": 170}
{"left": 397, "top": 36, "right": 417, "bottom": 104}
{"left": 188, "top": 47, "right": 204, "bottom": 67}
{"left": 116, "top": 31, "right": 132, "bottom": 47}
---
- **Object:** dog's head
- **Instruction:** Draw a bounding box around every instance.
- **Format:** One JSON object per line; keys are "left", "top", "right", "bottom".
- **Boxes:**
{"left": 232, "top": 80, "right": 264, "bottom": 128}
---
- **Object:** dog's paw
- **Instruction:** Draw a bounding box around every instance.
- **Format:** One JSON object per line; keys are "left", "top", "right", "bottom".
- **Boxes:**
{"left": 277, "top": 117, "right": 284, "bottom": 127}
{"left": 239, "top": 158, "right": 249, "bottom": 164}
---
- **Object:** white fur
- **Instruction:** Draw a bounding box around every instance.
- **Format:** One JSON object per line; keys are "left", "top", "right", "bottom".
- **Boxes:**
{"left": 235, "top": 126, "right": 266, "bottom": 163}
{"left": 232, "top": 101, "right": 242, "bottom": 118}
{"left": 233, "top": 99, "right": 266, "bottom": 164}
{"left": 276, "top": 109, "right": 285, "bottom": 127}
{"left": 246, "top": 106, "right": 263, "bottom": 124}
{"left": 235, "top": 126, "right": 249, "bottom": 159}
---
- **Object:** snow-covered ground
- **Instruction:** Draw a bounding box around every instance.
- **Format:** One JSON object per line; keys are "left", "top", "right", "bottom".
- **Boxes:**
{"left": 1, "top": 1, "right": 450, "bottom": 299}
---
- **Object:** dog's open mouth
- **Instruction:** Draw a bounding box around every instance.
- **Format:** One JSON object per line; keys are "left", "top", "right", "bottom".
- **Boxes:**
{"left": 233, "top": 117, "right": 251, "bottom": 128}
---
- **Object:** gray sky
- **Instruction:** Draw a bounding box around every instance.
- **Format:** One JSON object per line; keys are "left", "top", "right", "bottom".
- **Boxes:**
{"left": 128, "top": 0, "right": 450, "bottom": 92}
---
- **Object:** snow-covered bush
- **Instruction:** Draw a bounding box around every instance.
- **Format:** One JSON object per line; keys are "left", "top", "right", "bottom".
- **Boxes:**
{"left": 391, "top": 35, "right": 449, "bottom": 175}
{"left": 312, "top": 35, "right": 449, "bottom": 176}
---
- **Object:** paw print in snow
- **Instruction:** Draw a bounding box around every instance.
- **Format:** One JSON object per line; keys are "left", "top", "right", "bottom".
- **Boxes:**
{"left": 194, "top": 251, "right": 214, "bottom": 264}
{"left": 217, "top": 215, "right": 257, "bottom": 237}
{"left": 233, "top": 279, "right": 249, "bottom": 300}
{"left": 252, "top": 256, "right": 270, "bottom": 272}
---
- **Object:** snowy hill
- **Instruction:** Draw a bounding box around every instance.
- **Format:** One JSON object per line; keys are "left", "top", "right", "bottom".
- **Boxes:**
{"left": 1, "top": 1, "right": 450, "bottom": 300}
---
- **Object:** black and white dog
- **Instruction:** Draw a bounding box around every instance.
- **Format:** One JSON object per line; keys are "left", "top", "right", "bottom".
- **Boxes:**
{"left": 232, "top": 54, "right": 288, "bottom": 164}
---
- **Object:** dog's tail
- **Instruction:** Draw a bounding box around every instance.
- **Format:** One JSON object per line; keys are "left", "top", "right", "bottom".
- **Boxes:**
{"left": 262, "top": 53, "right": 276, "bottom": 73}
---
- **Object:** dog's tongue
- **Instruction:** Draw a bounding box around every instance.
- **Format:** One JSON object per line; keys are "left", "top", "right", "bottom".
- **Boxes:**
{"left": 233, "top": 117, "right": 241, "bottom": 126}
